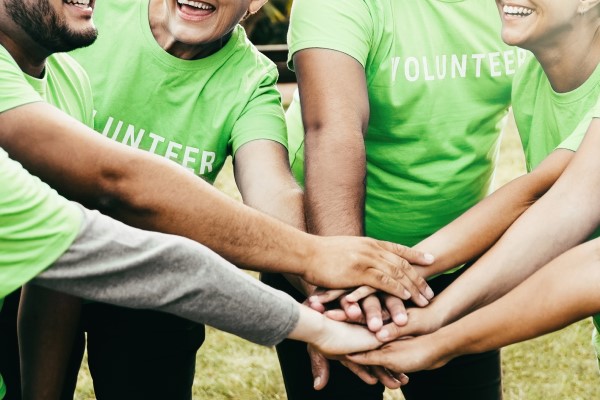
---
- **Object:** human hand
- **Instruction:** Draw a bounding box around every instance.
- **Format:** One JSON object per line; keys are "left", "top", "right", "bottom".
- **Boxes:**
{"left": 309, "top": 287, "right": 412, "bottom": 332}
{"left": 374, "top": 304, "right": 445, "bottom": 342}
{"left": 308, "top": 342, "right": 408, "bottom": 390}
{"left": 304, "top": 237, "right": 434, "bottom": 305}
{"left": 346, "top": 335, "right": 450, "bottom": 374}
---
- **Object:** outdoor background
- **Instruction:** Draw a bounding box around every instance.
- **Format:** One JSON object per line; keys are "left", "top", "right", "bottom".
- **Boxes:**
{"left": 74, "top": 1, "right": 600, "bottom": 397}
{"left": 73, "top": 105, "right": 600, "bottom": 399}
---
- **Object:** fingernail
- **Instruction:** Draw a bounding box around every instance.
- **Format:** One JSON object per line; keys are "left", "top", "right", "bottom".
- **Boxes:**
{"left": 313, "top": 377, "right": 321, "bottom": 388}
{"left": 378, "top": 329, "right": 389, "bottom": 340}
{"left": 400, "top": 374, "right": 409, "bottom": 384}
{"left": 419, "top": 294, "right": 429, "bottom": 305}
{"left": 369, "top": 317, "right": 382, "bottom": 330}
{"left": 425, "top": 286, "right": 435, "bottom": 300}
{"left": 403, "top": 289, "right": 411, "bottom": 299}
{"left": 349, "top": 304, "right": 361, "bottom": 315}
{"left": 309, "top": 296, "right": 318, "bottom": 303}
{"left": 395, "top": 313, "right": 407, "bottom": 325}
{"left": 424, "top": 253, "right": 435, "bottom": 263}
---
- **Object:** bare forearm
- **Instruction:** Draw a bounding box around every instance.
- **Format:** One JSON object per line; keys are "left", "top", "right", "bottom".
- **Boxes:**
{"left": 434, "top": 239, "right": 600, "bottom": 361}
{"left": 431, "top": 130, "right": 600, "bottom": 326}
{"left": 0, "top": 103, "right": 315, "bottom": 272}
{"left": 19, "top": 286, "right": 82, "bottom": 400}
{"left": 414, "top": 151, "right": 570, "bottom": 278}
{"left": 304, "top": 129, "right": 366, "bottom": 236}
{"left": 296, "top": 49, "right": 369, "bottom": 237}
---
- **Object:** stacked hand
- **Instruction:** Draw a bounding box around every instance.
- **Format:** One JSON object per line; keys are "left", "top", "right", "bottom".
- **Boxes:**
{"left": 305, "top": 284, "right": 447, "bottom": 390}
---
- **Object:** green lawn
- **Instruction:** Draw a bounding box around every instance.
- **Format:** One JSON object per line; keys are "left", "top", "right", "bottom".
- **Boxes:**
{"left": 75, "top": 111, "right": 600, "bottom": 399}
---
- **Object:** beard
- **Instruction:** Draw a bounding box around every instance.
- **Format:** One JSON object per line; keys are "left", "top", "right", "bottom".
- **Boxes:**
{"left": 5, "top": 0, "right": 98, "bottom": 53}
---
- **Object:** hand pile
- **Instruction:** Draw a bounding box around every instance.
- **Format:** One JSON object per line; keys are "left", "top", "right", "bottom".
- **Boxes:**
{"left": 306, "top": 281, "right": 448, "bottom": 391}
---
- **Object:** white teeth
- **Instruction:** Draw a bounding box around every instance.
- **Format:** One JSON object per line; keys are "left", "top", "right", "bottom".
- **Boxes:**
{"left": 503, "top": 4, "right": 534, "bottom": 16}
{"left": 64, "top": 0, "right": 90, "bottom": 5}
{"left": 177, "top": 0, "right": 214, "bottom": 10}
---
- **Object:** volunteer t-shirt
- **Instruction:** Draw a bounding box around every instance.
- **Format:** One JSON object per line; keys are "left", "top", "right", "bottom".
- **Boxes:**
{"left": 0, "top": 44, "right": 91, "bottom": 399}
{"left": 513, "top": 55, "right": 600, "bottom": 358}
{"left": 286, "top": 0, "right": 521, "bottom": 245}
{"left": 513, "top": 56, "right": 600, "bottom": 170}
{"left": 71, "top": 0, "right": 287, "bottom": 184}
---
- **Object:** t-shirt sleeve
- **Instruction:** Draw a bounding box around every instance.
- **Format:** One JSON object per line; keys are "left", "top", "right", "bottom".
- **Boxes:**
{"left": 229, "top": 65, "right": 287, "bottom": 156}
{"left": 287, "top": 0, "right": 373, "bottom": 70}
{"left": 0, "top": 46, "right": 43, "bottom": 113}
{"left": 557, "top": 100, "right": 600, "bottom": 152}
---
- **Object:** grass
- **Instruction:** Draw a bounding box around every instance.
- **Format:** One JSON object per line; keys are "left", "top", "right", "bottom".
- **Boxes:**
{"left": 74, "top": 111, "right": 600, "bottom": 399}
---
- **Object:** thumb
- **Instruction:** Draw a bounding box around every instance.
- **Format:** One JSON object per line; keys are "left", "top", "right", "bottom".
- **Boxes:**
{"left": 309, "top": 346, "right": 330, "bottom": 390}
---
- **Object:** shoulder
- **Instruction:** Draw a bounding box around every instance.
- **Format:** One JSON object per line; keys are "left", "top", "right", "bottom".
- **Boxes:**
{"left": 229, "top": 26, "right": 278, "bottom": 81}
{"left": 47, "top": 53, "right": 91, "bottom": 91}
{"left": 513, "top": 54, "right": 544, "bottom": 96}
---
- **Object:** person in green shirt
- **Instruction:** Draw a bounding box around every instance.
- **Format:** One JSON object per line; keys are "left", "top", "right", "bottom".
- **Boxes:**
{"left": 320, "top": 0, "right": 600, "bottom": 385}
{"left": 0, "top": 143, "right": 408, "bottom": 400}
{"left": 0, "top": 0, "right": 434, "bottom": 398}
{"left": 18, "top": 0, "right": 410, "bottom": 398}
{"left": 265, "top": 0, "right": 521, "bottom": 399}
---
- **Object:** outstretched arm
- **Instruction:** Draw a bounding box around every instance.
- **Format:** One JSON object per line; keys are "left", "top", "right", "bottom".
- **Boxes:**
{"left": 412, "top": 148, "right": 571, "bottom": 277}
{"left": 0, "top": 102, "right": 431, "bottom": 298}
{"left": 376, "top": 119, "right": 600, "bottom": 341}
{"left": 349, "top": 236, "right": 600, "bottom": 373}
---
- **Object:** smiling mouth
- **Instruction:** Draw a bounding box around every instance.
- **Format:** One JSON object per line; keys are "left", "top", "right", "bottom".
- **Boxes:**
{"left": 503, "top": 4, "right": 534, "bottom": 17}
{"left": 177, "top": 0, "right": 216, "bottom": 15}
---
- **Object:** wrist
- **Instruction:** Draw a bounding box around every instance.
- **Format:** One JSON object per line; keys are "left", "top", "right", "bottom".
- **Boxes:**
{"left": 287, "top": 305, "right": 326, "bottom": 345}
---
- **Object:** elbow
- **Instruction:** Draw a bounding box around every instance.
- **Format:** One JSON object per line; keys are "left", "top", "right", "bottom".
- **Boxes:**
{"left": 94, "top": 157, "right": 151, "bottom": 216}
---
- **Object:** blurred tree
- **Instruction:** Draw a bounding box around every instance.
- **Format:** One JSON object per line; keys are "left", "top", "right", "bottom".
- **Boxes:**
{"left": 243, "top": 0, "right": 293, "bottom": 45}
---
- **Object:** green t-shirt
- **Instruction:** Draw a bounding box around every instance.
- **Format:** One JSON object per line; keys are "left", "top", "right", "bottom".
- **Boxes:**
{"left": 286, "top": 0, "right": 521, "bottom": 246}
{"left": 512, "top": 56, "right": 600, "bottom": 356}
{"left": 0, "top": 45, "right": 91, "bottom": 399}
{"left": 70, "top": 0, "right": 287, "bottom": 184}
{"left": 0, "top": 45, "right": 89, "bottom": 298}
{"left": 0, "top": 298, "right": 3, "bottom": 400}
{"left": 513, "top": 56, "right": 600, "bottom": 170}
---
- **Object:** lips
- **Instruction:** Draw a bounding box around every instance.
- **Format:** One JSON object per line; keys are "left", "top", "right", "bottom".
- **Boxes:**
{"left": 177, "top": 0, "right": 215, "bottom": 20}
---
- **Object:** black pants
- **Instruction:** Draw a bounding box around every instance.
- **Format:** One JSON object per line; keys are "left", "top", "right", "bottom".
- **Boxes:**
{"left": 63, "top": 303, "right": 205, "bottom": 400}
{"left": 261, "top": 267, "right": 503, "bottom": 400}
{"left": 0, "top": 292, "right": 205, "bottom": 400}
{"left": 0, "top": 290, "right": 22, "bottom": 400}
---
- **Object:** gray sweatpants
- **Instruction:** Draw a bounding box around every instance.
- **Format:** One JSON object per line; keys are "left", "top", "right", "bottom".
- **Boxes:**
{"left": 33, "top": 205, "right": 299, "bottom": 346}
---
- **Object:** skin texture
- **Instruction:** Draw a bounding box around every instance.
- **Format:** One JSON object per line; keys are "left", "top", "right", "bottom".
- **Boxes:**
{"left": 346, "top": 0, "right": 600, "bottom": 376}
{"left": 305, "top": 0, "right": 600, "bottom": 387}
{"left": 0, "top": 0, "right": 434, "bottom": 397}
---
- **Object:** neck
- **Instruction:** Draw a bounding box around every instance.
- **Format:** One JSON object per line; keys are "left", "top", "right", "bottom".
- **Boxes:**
{"left": 148, "top": 0, "right": 231, "bottom": 60}
{"left": 0, "top": 15, "right": 50, "bottom": 77}
{"left": 155, "top": 33, "right": 230, "bottom": 60}
{"left": 533, "top": 27, "right": 600, "bottom": 93}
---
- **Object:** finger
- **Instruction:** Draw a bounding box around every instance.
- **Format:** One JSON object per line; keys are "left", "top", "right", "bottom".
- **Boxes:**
{"left": 340, "top": 360, "right": 378, "bottom": 385}
{"left": 381, "top": 256, "right": 433, "bottom": 304}
{"left": 361, "top": 295, "right": 383, "bottom": 332}
{"left": 308, "top": 301, "right": 326, "bottom": 313}
{"left": 376, "top": 242, "right": 435, "bottom": 301}
{"left": 377, "top": 240, "right": 435, "bottom": 266}
{"left": 340, "top": 297, "right": 365, "bottom": 322}
{"left": 346, "top": 348, "right": 390, "bottom": 368}
{"left": 345, "top": 286, "right": 377, "bottom": 303}
{"left": 376, "top": 320, "right": 415, "bottom": 342}
{"left": 371, "top": 366, "right": 402, "bottom": 389}
{"left": 383, "top": 295, "right": 407, "bottom": 327}
{"left": 309, "top": 346, "right": 330, "bottom": 390}
{"left": 363, "top": 270, "right": 412, "bottom": 302}
{"left": 323, "top": 309, "right": 350, "bottom": 321}
{"left": 309, "top": 289, "right": 348, "bottom": 305}
{"left": 395, "top": 372, "right": 410, "bottom": 386}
